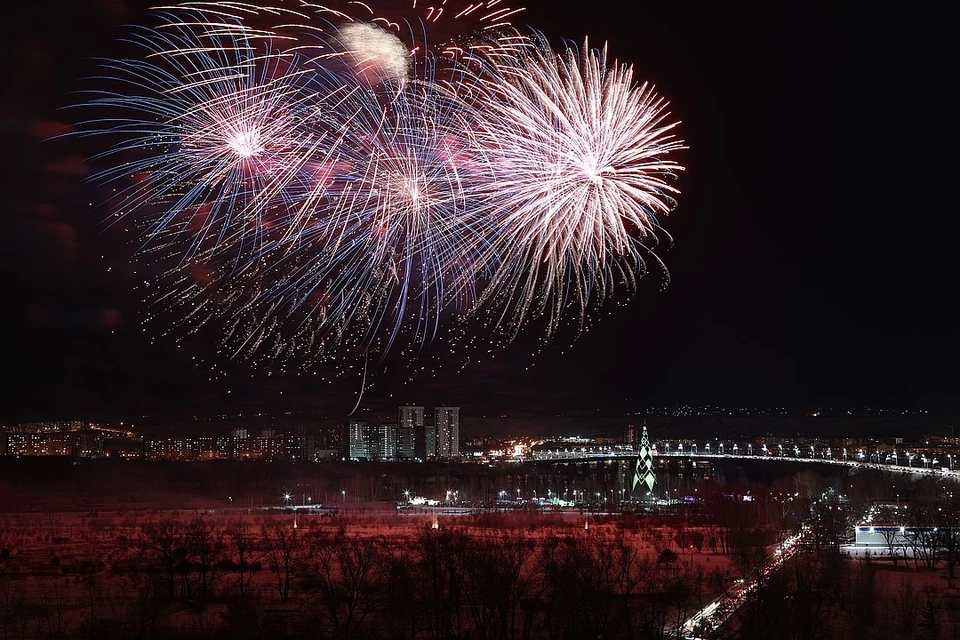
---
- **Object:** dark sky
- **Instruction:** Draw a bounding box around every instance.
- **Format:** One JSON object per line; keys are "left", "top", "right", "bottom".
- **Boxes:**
{"left": 1, "top": 1, "right": 957, "bottom": 425}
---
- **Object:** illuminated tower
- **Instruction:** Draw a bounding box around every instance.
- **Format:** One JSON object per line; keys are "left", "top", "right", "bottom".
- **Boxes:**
{"left": 425, "top": 424, "right": 437, "bottom": 459}
{"left": 348, "top": 420, "right": 370, "bottom": 460}
{"left": 632, "top": 424, "right": 656, "bottom": 494}
{"left": 399, "top": 406, "right": 426, "bottom": 460}
{"left": 435, "top": 406, "right": 460, "bottom": 458}
{"left": 370, "top": 424, "right": 396, "bottom": 460}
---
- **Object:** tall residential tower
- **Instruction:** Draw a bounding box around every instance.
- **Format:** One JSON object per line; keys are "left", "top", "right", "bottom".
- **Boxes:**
{"left": 399, "top": 406, "right": 426, "bottom": 459}
{"left": 435, "top": 406, "right": 460, "bottom": 458}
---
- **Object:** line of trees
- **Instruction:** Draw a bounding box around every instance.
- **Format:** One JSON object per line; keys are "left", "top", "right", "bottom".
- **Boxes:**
{"left": 1, "top": 516, "right": 733, "bottom": 640}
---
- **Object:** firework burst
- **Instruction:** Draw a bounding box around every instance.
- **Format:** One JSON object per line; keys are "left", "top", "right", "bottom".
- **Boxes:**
{"left": 465, "top": 34, "right": 685, "bottom": 337}
{"left": 257, "top": 77, "right": 495, "bottom": 356}
{"left": 74, "top": 10, "right": 345, "bottom": 264}
{"left": 76, "top": 3, "right": 684, "bottom": 376}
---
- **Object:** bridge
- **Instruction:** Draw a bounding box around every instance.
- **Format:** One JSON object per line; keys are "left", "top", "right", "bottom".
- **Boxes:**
{"left": 530, "top": 446, "right": 960, "bottom": 480}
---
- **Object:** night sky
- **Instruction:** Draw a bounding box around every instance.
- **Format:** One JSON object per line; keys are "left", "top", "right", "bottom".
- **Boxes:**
{"left": 1, "top": 1, "right": 957, "bottom": 426}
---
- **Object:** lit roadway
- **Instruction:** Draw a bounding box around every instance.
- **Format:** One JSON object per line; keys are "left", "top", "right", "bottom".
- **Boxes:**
{"left": 529, "top": 446, "right": 960, "bottom": 479}
{"left": 671, "top": 526, "right": 808, "bottom": 639}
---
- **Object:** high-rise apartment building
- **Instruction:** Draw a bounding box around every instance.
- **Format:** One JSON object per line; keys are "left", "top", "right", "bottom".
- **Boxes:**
{"left": 435, "top": 406, "right": 460, "bottom": 458}
{"left": 348, "top": 420, "right": 370, "bottom": 460}
{"left": 371, "top": 424, "right": 397, "bottom": 460}
{"left": 398, "top": 406, "right": 424, "bottom": 431}
{"left": 425, "top": 424, "right": 437, "bottom": 459}
{"left": 318, "top": 424, "right": 346, "bottom": 459}
{"left": 396, "top": 424, "right": 415, "bottom": 460}
{"left": 399, "top": 406, "right": 426, "bottom": 460}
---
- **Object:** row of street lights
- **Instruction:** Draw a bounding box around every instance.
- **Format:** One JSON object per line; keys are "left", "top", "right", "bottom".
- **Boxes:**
{"left": 281, "top": 489, "right": 347, "bottom": 507}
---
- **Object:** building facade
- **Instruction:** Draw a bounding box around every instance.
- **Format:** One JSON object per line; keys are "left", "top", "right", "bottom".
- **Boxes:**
{"left": 400, "top": 406, "right": 427, "bottom": 460}
{"left": 371, "top": 424, "right": 397, "bottom": 460}
{"left": 348, "top": 420, "right": 370, "bottom": 460}
{"left": 435, "top": 406, "right": 460, "bottom": 458}
{"left": 396, "top": 424, "right": 415, "bottom": 460}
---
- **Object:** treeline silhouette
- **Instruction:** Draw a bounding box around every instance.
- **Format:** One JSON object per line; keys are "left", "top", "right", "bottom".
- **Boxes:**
{"left": 0, "top": 514, "right": 743, "bottom": 639}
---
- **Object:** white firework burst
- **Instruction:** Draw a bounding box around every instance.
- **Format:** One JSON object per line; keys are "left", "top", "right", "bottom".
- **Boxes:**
{"left": 466, "top": 34, "right": 685, "bottom": 336}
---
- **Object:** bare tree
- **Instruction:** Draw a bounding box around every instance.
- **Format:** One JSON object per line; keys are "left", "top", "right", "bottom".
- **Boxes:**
{"left": 35, "top": 580, "right": 72, "bottom": 640}
{"left": 306, "top": 534, "right": 386, "bottom": 639}
{"left": 0, "top": 574, "right": 29, "bottom": 640}
{"left": 379, "top": 548, "right": 420, "bottom": 640}
{"left": 415, "top": 529, "right": 470, "bottom": 639}
{"left": 896, "top": 576, "right": 919, "bottom": 632}
{"left": 227, "top": 522, "right": 261, "bottom": 599}
{"left": 140, "top": 519, "right": 186, "bottom": 599}
{"left": 906, "top": 504, "right": 941, "bottom": 571}
{"left": 934, "top": 501, "right": 960, "bottom": 586}
{"left": 846, "top": 558, "right": 879, "bottom": 639}
{"left": 261, "top": 520, "right": 303, "bottom": 602}
{"left": 880, "top": 525, "right": 904, "bottom": 568}
{"left": 186, "top": 517, "right": 227, "bottom": 599}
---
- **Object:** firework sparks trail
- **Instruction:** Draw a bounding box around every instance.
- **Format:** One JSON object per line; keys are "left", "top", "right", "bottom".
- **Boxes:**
{"left": 75, "top": 3, "right": 684, "bottom": 374}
